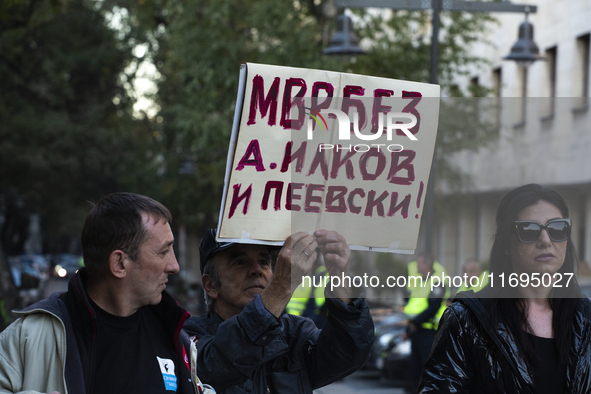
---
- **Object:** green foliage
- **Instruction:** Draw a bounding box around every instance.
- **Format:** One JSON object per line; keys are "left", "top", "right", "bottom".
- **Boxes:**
{"left": 0, "top": 0, "right": 157, "bottom": 252}
{"left": 0, "top": 0, "right": 500, "bottom": 251}
{"left": 351, "top": 8, "right": 495, "bottom": 86}
{"left": 144, "top": 0, "right": 345, "bottom": 230}
{"left": 136, "top": 0, "right": 498, "bottom": 231}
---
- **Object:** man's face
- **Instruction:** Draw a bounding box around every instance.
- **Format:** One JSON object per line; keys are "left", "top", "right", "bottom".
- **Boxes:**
{"left": 463, "top": 261, "right": 481, "bottom": 279}
{"left": 205, "top": 244, "right": 272, "bottom": 320}
{"left": 127, "top": 213, "right": 179, "bottom": 308}
{"left": 417, "top": 256, "right": 432, "bottom": 277}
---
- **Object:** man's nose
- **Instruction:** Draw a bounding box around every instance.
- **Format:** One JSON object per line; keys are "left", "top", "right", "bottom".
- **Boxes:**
{"left": 249, "top": 261, "right": 264, "bottom": 275}
{"left": 167, "top": 251, "right": 180, "bottom": 274}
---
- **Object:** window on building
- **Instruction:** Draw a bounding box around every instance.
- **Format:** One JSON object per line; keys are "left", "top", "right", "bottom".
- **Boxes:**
{"left": 492, "top": 68, "right": 502, "bottom": 97}
{"left": 449, "top": 84, "right": 462, "bottom": 97}
{"left": 543, "top": 46, "right": 557, "bottom": 117}
{"left": 469, "top": 76, "right": 487, "bottom": 97}
{"left": 575, "top": 33, "right": 590, "bottom": 108}
{"left": 492, "top": 68, "right": 502, "bottom": 126}
{"left": 514, "top": 67, "right": 527, "bottom": 126}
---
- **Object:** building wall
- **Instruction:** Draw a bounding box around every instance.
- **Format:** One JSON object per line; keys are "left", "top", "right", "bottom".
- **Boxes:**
{"left": 433, "top": 0, "right": 591, "bottom": 274}
{"left": 456, "top": 0, "right": 591, "bottom": 99}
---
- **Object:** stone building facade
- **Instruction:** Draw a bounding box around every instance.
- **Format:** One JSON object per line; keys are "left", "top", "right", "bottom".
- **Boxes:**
{"left": 426, "top": 0, "right": 591, "bottom": 276}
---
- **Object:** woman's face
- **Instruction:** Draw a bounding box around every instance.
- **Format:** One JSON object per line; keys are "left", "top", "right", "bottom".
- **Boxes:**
{"left": 507, "top": 200, "right": 568, "bottom": 276}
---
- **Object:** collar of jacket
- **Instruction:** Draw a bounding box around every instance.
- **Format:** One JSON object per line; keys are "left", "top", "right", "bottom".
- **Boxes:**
{"left": 455, "top": 286, "right": 591, "bottom": 326}
{"left": 60, "top": 268, "right": 190, "bottom": 348}
{"left": 455, "top": 287, "right": 591, "bottom": 393}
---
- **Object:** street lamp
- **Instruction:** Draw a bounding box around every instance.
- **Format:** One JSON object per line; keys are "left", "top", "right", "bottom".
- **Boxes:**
{"left": 323, "top": 0, "right": 541, "bottom": 253}
{"left": 503, "top": 13, "right": 544, "bottom": 68}
{"left": 324, "top": 1, "right": 541, "bottom": 81}
{"left": 322, "top": 13, "right": 366, "bottom": 55}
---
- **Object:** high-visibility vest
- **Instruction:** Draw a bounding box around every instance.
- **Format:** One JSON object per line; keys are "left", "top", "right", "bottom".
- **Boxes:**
{"left": 404, "top": 274, "right": 449, "bottom": 330}
{"left": 286, "top": 286, "right": 309, "bottom": 316}
{"left": 457, "top": 270, "right": 489, "bottom": 293}
{"left": 286, "top": 266, "right": 327, "bottom": 316}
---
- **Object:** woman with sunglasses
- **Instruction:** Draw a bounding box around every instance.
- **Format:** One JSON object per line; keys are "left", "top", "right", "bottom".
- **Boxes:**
{"left": 418, "top": 183, "right": 591, "bottom": 393}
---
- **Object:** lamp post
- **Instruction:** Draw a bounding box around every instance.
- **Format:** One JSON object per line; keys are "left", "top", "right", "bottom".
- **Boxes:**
{"left": 503, "top": 12, "right": 544, "bottom": 68}
{"left": 324, "top": 0, "right": 542, "bottom": 253}
{"left": 323, "top": 12, "right": 366, "bottom": 55}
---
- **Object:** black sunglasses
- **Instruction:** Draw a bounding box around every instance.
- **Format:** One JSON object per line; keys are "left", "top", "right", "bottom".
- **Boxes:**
{"left": 513, "top": 218, "right": 571, "bottom": 243}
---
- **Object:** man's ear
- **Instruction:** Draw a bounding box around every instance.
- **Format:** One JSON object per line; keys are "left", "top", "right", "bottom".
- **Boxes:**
{"left": 202, "top": 274, "right": 219, "bottom": 300}
{"left": 109, "top": 250, "right": 128, "bottom": 279}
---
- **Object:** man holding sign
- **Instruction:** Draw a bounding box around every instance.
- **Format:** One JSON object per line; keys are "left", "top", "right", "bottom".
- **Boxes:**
{"left": 184, "top": 62, "right": 438, "bottom": 393}
{"left": 183, "top": 228, "right": 374, "bottom": 393}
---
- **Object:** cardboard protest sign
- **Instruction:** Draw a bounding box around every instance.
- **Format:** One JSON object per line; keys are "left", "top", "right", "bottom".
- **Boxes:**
{"left": 217, "top": 63, "right": 440, "bottom": 253}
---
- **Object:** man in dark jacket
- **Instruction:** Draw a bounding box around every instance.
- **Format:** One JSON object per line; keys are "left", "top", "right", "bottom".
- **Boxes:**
{"left": 0, "top": 193, "right": 194, "bottom": 394}
{"left": 183, "top": 229, "right": 374, "bottom": 394}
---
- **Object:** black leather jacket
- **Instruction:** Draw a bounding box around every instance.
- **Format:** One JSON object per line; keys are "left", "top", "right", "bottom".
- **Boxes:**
{"left": 419, "top": 290, "right": 591, "bottom": 393}
{"left": 183, "top": 294, "right": 374, "bottom": 394}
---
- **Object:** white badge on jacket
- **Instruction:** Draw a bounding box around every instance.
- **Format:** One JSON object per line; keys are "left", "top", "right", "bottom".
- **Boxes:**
{"left": 157, "top": 356, "right": 178, "bottom": 392}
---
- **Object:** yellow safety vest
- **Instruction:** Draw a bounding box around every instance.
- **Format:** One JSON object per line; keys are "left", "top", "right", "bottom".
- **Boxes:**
{"left": 286, "top": 287, "right": 309, "bottom": 316}
{"left": 457, "top": 270, "right": 489, "bottom": 293}
{"left": 404, "top": 274, "right": 449, "bottom": 330}
{"left": 286, "top": 266, "right": 327, "bottom": 316}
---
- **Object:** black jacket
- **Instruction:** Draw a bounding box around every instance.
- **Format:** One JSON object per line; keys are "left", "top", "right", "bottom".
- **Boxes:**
{"left": 419, "top": 289, "right": 591, "bottom": 393}
{"left": 183, "top": 294, "right": 374, "bottom": 394}
{"left": 60, "top": 269, "right": 194, "bottom": 394}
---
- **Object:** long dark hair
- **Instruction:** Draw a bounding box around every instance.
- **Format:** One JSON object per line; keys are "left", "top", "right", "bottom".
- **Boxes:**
{"left": 488, "top": 183, "right": 581, "bottom": 366}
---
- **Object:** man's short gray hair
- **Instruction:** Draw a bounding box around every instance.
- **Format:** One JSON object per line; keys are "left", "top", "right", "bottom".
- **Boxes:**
{"left": 202, "top": 256, "right": 221, "bottom": 312}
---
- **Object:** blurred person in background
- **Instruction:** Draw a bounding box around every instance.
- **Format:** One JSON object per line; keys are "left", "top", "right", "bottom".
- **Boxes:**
{"left": 455, "top": 258, "right": 489, "bottom": 294}
{"left": 286, "top": 260, "right": 328, "bottom": 328}
{"left": 404, "top": 252, "right": 448, "bottom": 392}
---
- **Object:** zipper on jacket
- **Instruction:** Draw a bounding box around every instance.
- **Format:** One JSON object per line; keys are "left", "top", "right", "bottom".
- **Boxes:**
{"left": 87, "top": 335, "right": 97, "bottom": 394}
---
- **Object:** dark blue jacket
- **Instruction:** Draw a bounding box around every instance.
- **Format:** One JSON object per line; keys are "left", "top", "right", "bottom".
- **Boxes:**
{"left": 183, "top": 294, "right": 374, "bottom": 394}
